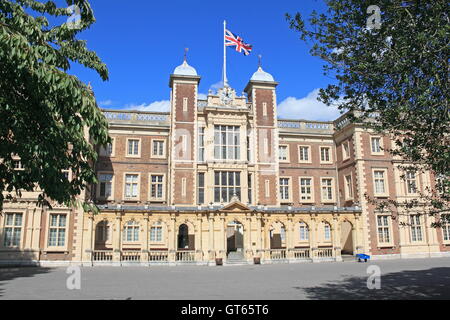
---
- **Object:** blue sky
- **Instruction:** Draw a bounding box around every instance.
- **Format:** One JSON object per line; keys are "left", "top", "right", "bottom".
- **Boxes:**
{"left": 63, "top": 0, "right": 342, "bottom": 121}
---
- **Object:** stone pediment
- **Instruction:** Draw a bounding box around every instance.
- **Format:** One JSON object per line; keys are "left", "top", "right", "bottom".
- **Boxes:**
{"left": 221, "top": 201, "right": 251, "bottom": 212}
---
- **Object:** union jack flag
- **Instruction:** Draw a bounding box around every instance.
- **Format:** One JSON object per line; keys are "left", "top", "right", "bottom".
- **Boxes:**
{"left": 225, "top": 29, "right": 253, "bottom": 56}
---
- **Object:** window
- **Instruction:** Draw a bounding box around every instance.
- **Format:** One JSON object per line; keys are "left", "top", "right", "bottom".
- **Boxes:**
{"left": 280, "top": 178, "right": 291, "bottom": 202}
{"left": 320, "top": 147, "right": 332, "bottom": 163}
{"left": 100, "top": 138, "right": 114, "bottom": 156}
{"left": 442, "top": 214, "right": 450, "bottom": 242}
{"left": 342, "top": 141, "right": 350, "bottom": 160}
{"left": 152, "top": 140, "right": 165, "bottom": 158}
{"left": 279, "top": 145, "right": 289, "bottom": 161}
{"left": 150, "top": 174, "right": 164, "bottom": 200}
{"left": 405, "top": 171, "right": 417, "bottom": 194}
{"left": 410, "top": 215, "right": 423, "bottom": 242}
{"left": 214, "top": 125, "right": 240, "bottom": 160}
{"left": 299, "top": 178, "right": 313, "bottom": 202}
{"left": 373, "top": 169, "right": 387, "bottom": 196}
{"left": 248, "top": 174, "right": 253, "bottom": 204}
{"left": 377, "top": 215, "right": 391, "bottom": 243}
{"left": 321, "top": 178, "right": 334, "bottom": 202}
{"left": 345, "top": 175, "right": 353, "bottom": 199}
{"left": 123, "top": 221, "right": 139, "bottom": 242}
{"left": 247, "top": 136, "right": 252, "bottom": 162}
{"left": 99, "top": 173, "right": 113, "bottom": 199}
{"left": 198, "top": 173, "right": 205, "bottom": 204}
{"left": 299, "top": 146, "right": 310, "bottom": 162}
{"left": 299, "top": 223, "right": 309, "bottom": 241}
{"left": 214, "top": 171, "right": 241, "bottom": 203}
{"left": 324, "top": 223, "right": 331, "bottom": 241}
{"left": 124, "top": 174, "right": 139, "bottom": 199}
{"left": 3, "top": 213, "right": 22, "bottom": 247}
{"left": 371, "top": 137, "right": 382, "bottom": 154}
{"left": 150, "top": 222, "right": 163, "bottom": 242}
{"left": 127, "top": 139, "right": 140, "bottom": 157}
{"left": 48, "top": 214, "right": 66, "bottom": 247}
{"left": 198, "top": 127, "right": 205, "bottom": 162}
{"left": 96, "top": 221, "right": 110, "bottom": 242}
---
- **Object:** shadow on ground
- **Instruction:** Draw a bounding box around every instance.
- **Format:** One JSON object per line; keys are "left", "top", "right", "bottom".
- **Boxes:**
{"left": 0, "top": 266, "right": 51, "bottom": 297}
{"left": 296, "top": 267, "right": 450, "bottom": 300}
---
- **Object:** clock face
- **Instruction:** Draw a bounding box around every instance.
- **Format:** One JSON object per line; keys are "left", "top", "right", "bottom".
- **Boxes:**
{"left": 220, "top": 87, "right": 234, "bottom": 105}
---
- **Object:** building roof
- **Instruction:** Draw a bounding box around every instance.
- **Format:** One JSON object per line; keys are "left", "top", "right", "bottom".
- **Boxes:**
{"left": 250, "top": 66, "right": 275, "bottom": 82}
{"left": 173, "top": 60, "right": 198, "bottom": 76}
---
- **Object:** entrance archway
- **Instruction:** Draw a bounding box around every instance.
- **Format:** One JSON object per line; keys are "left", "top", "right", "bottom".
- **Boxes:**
{"left": 178, "top": 224, "right": 190, "bottom": 250}
{"left": 340, "top": 220, "right": 354, "bottom": 255}
{"left": 269, "top": 221, "right": 286, "bottom": 249}
{"left": 226, "top": 221, "right": 244, "bottom": 254}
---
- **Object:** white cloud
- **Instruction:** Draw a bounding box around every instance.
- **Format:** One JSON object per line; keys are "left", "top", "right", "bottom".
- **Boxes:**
{"left": 126, "top": 100, "right": 170, "bottom": 112}
{"left": 277, "top": 89, "right": 343, "bottom": 121}
{"left": 99, "top": 99, "right": 113, "bottom": 107}
{"left": 198, "top": 93, "right": 207, "bottom": 100}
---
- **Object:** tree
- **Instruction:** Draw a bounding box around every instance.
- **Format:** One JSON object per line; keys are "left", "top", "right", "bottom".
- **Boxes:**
{"left": 0, "top": 0, "right": 110, "bottom": 212}
{"left": 286, "top": 1, "right": 449, "bottom": 223}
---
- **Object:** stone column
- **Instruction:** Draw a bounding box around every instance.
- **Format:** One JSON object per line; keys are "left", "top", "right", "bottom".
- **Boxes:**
{"left": 287, "top": 217, "right": 294, "bottom": 260}
{"left": 142, "top": 214, "right": 149, "bottom": 264}
{"left": 195, "top": 215, "right": 203, "bottom": 263}
{"left": 83, "top": 213, "right": 94, "bottom": 266}
{"left": 112, "top": 212, "right": 122, "bottom": 264}
{"left": 168, "top": 214, "right": 176, "bottom": 264}
{"left": 220, "top": 216, "right": 226, "bottom": 260}
{"left": 332, "top": 215, "right": 342, "bottom": 261}
{"left": 256, "top": 214, "right": 262, "bottom": 259}
{"left": 310, "top": 216, "right": 318, "bottom": 262}
{"left": 208, "top": 214, "right": 215, "bottom": 263}
{"left": 245, "top": 215, "right": 252, "bottom": 262}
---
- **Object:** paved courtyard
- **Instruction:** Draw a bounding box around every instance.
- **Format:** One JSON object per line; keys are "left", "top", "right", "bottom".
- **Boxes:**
{"left": 1, "top": 257, "right": 449, "bottom": 300}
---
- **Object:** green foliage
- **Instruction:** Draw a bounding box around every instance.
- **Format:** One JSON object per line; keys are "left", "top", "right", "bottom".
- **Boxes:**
{"left": 287, "top": 1, "right": 449, "bottom": 219}
{"left": 0, "top": 0, "right": 110, "bottom": 211}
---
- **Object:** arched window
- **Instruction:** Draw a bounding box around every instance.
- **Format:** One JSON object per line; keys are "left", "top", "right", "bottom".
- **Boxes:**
{"left": 178, "top": 224, "right": 189, "bottom": 249}
{"left": 150, "top": 221, "right": 163, "bottom": 242}
{"left": 96, "top": 221, "right": 110, "bottom": 243}
{"left": 324, "top": 222, "right": 331, "bottom": 241}
{"left": 299, "top": 222, "right": 309, "bottom": 241}
{"left": 123, "top": 221, "right": 139, "bottom": 242}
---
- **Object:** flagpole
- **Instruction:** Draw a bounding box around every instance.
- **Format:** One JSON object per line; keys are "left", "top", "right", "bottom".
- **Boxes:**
{"left": 223, "top": 20, "right": 228, "bottom": 87}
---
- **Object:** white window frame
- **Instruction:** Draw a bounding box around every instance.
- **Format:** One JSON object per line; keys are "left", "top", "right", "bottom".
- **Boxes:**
{"left": 410, "top": 214, "right": 424, "bottom": 243}
{"left": 370, "top": 136, "right": 384, "bottom": 155}
{"left": 46, "top": 213, "right": 68, "bottom": 250}
{"left": 100, "top": 137, "right": 115, "bottom": 157}
{"left": 320, "top": 177, "right": 335, "bottom": 203}
{"left": 299, "top": 222, "right": 309, "bottom": 242}
{"left": 97, "top": 172, "right": 114, "bottom": 200}
{"left": 123, "top": 220, "right": 140, "bottom": 243}
{"left": 298, "top": 145, "right": 311, "bottom": 163}
{"left": 149, "top": 173, "right": 166, "bottom": 202}
{"left": 299, "top": 177, "right": 314, "bottom": 203}
{"left": 278, "top": 144, "right": 290, "bottom": 162}
{"left": 373, "top": 168, "right": 389, "bottom": 197}
{"left": 323, "top": 222, "right": 332, "bottom": 242}
{"left": 149, "top": 222, "right": 164, "bottom": 243}
{"left": 151, "top": 139, "right": 166, "bottom": 159}
{"left": 342, "top": 141, "right": 350, "bottom": 160}
{"left": 2, "top": 212, "right": 24, "bottom": 248}
{"left": 405, "top": 171, "right": 419, "bottom": 195}
{"left": 320, "top": 146, "right": 333, "bottom": 164}
{"left": 442, "top": 214, "right": 450, "bottom": 243}
{"left": 376, "top": 214, "right": 393, "bottom": 246}
{"left": 123, "top": 173, "right": 140, "bottom": 201}
{"left": 344, "top": 174, "right": 354, "bottom": 200}
{"left": 126, "top": 138, "right": 141, "bottom": 158}
{"left": 279, "top": 177, "right": 292, "bottom": 203}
